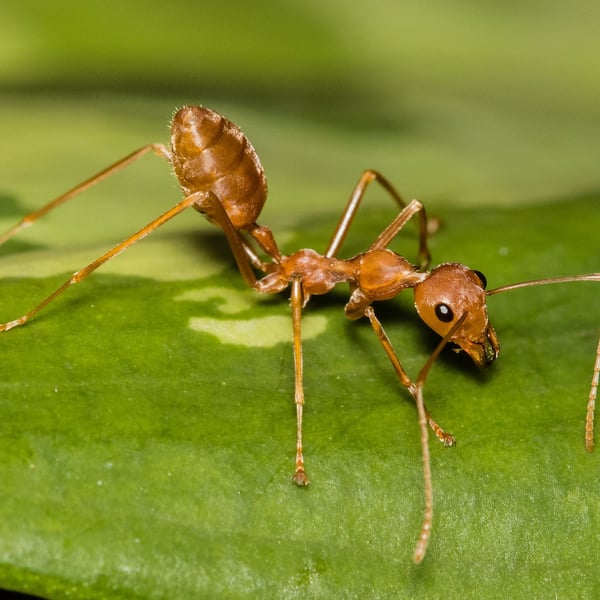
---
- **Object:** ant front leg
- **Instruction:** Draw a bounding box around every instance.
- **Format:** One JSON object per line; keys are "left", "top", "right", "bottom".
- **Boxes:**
{"left": 325, "top": 169, "right": 430, "bottom": 269}
{"left": 364, "top": 306, "right": 468, "bottom": 563}
{"left": 362, "top": 304, "right": 440, "bottom": 564}
{"left": 363, "top": 306, "right": 455, "bottom": 446}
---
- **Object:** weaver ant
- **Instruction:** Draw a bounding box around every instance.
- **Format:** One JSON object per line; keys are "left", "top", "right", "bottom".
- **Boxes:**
{"left": 1, "top": 106, "right": 598, "bottom": 563}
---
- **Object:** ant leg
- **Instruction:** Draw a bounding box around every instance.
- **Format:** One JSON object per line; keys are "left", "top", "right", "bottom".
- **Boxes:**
{"left": 363, "top": 306, "right": 455, "bottom": 446}
{"left": 367, "top": 199, "right": 430, "bottom": 270}
{"left": 290, "top": 274, "right": 309, "bottom": 486}
{"left": 325, "top": 169, "right": 430, "bottom": 268}
{"left": 0, "top": 192, "right": 203, "bottom": 332}
{"left": 240, "top": 241, "right": 274, "bottom": 273}
{"left": 192, "top": 196, "right": 279, "bottom": 283}
{"left": 196, "top": 192, "right": 260, "bottom": 287}
{"left": 232, "top": 225, "right": 280, "bottom": 276}
{"left": 585, "top": 335, "right": 600, "bottom": 452}
{"left": 364, "top": 307, "right": 467, "bottom": 563}
{"left": 0, "top": 144, "right": 171, "bottom": 246}
{"left": 412, "top": 382, "right": 433, "bottom": 564}
{"left": 325, "top": 170, "right": 407, "bottom": 258}
{"left": 363, "top": 305, "right": 439, "bottom": 563}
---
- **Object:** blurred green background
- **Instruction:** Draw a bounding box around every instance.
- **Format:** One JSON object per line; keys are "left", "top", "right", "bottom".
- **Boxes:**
{"left": 0, "top": 1, "right": 599, "bottom": 599}
{"left": 2, "top": 0, "right": 600, "bottom": 210}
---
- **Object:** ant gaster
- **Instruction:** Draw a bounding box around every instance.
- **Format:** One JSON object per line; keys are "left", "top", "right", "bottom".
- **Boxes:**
{"left": 1, "top": 106, "right": 598, "bottom": 563}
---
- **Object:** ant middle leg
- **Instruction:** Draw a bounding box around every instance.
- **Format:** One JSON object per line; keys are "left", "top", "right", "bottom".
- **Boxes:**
{"left": 325, "top": 169, "right": 430, "bottom": 268}
{"left": 290, "top": 274, "right": 309, "bottom": 486}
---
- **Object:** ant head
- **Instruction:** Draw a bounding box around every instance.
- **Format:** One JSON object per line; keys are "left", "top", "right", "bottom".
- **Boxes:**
{"left": 413, "top": 263, "right": 500, "bottom": 367}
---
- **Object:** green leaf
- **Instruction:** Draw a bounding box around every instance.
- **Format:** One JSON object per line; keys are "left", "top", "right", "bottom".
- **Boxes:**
{"left": 0, "top": 124, "right": 598, "bottom": 598}
{"left": 1, "top": 1, "right": 599, "bottom": 594}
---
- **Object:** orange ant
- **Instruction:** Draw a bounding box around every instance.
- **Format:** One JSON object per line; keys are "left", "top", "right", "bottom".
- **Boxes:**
{"left": 1, "top": 106, "right": 598, "bottom": 563}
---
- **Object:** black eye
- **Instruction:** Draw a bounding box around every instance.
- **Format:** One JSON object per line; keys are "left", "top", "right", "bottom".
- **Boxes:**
{"left": 434, "top": 303, "right": 454, "bottom": 322}
{"left": 473, "top": 270, "right": 487, "bottom": 289}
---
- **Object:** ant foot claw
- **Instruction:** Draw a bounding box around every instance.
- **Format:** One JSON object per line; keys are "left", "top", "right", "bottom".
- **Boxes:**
{"left": 441, "top": 433, "right": 456, "bottom": 447}
{"left": 292, "top": 469, "right": 310, "bottom": 486}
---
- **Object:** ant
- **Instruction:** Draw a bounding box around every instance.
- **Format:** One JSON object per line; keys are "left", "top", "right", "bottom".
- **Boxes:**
{"left": 1, "top": 105, "right": 598, "bottom": 563}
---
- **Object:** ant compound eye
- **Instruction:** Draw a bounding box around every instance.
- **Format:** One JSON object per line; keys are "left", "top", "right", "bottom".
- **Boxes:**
{"left": 434, "top": 303, "right": 454, "bottom": 323}
{"left": 473, "top": 270, "right": 487, "bottom": 289}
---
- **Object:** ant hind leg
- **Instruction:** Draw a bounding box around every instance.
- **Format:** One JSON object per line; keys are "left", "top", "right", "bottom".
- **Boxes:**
{"left": 0, "top": 192, "right": 201, "bottom": 332}
{"left": 0, "top": 144, "right": 170, "bottom": 246}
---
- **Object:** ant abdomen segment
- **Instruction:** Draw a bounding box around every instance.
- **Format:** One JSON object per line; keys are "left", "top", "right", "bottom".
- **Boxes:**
{"left": 171, "top": 106, "right": 268, "bottom": 231}
{"left": 1, "top": 105, "right": 598, "bottom": 564}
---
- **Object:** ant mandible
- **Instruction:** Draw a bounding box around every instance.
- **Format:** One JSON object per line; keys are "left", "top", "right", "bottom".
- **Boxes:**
{"left": 1, "top": 106, "right": 598, "bottom": 563}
